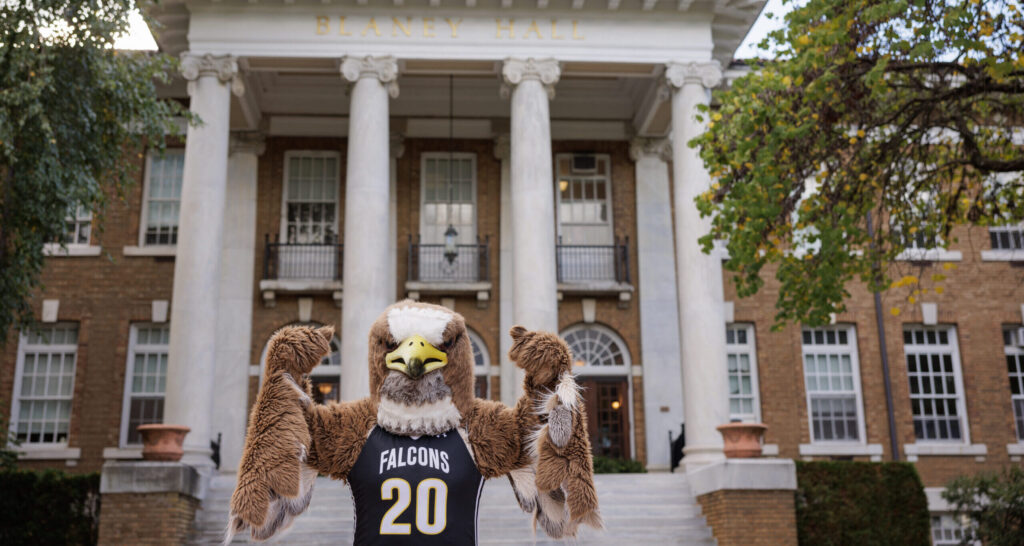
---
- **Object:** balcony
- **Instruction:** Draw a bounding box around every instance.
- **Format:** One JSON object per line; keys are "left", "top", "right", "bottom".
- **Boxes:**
{"left": 260, "top": 234, "right": 344, "bottom": 307}
{"left": 556, "top": 238, "right": 634, "bottom": 304}
{"left": 405, "top": 235, "right": 492, "bottom": 306}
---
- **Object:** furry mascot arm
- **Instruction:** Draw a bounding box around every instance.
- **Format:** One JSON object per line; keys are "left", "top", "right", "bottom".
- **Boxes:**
{"left": 465, "top": 326, "right": 602, "bottom": 538}
{"left": 226, "top": 325, "right": 375, "bottom": 543}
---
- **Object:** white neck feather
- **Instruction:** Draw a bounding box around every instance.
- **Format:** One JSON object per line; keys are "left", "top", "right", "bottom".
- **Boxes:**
{"left": 377, "top": 395, "right": 462, "bottom": 437}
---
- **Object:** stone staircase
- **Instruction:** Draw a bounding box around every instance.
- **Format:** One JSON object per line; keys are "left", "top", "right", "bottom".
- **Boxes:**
{"left": 191, "top": 472, "right": 716, "bottom": 545}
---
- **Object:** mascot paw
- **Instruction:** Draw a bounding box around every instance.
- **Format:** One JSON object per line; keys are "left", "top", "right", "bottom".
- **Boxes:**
{"left": 508, "top": 326, "right": 571, "bottom": 387}
{"left": 265, "top": 325, "right": 335, "bottom": 378}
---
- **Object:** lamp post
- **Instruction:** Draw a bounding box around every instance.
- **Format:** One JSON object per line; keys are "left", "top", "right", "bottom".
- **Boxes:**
{"left": 444, "top": 224, "right": 458, "bottom": 264}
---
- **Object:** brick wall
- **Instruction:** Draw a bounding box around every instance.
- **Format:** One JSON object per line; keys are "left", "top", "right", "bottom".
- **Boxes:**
{"left": 97, "top": 492, "right": 200, "bottom": 545}
{"left": 697, "top": 489, "right": 798, "bottom": 546}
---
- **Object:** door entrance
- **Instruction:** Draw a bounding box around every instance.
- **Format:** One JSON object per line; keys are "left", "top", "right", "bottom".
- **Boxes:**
{"left": 579, "top": 377, "right": 630, "bottom": 459}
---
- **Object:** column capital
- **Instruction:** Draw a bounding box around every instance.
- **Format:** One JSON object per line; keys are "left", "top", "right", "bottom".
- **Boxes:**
{"left": 630, "top": 137, "right": 672, "bottom": 163}
{"left": 340, "top": 55, "right": 400, "bottom": 98}
{"left": 180, "top": 53, "right": 244, "bottom": 96}
{"left": 501, "top": 58, "right": 561, "bottom": 100}
{"left": 230, "top": 131, "right": 266, "bottom": 156}
{"left": 664, "top": 61, "right": 723, "bottom": 90}
{"left": 493, "top": 134, "right": 511, "bottom": 161}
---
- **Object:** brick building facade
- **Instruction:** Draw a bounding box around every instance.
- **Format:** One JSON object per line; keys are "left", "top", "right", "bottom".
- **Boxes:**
{"left": 1, "top": 1, "right": 1021, "bottom": 541}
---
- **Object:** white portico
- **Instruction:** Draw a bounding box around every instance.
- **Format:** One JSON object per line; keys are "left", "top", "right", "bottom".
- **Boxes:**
{"left": 148, "top": 0, "right": 763, "bottom": 473}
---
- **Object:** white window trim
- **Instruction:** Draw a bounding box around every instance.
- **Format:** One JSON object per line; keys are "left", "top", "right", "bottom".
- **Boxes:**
{"left": 725, "top": 323, "right": 761, "bottom": 423}
{"left": 1005, "top": 327, "right": 1024, "bottom": 441}
{"left": 895, "top": 248, "right": 963, "bottom": 262}
{"left": 554, "top": 152, "right": 614, "bottom": 245}
{"left": 419, "top": 152, "right": 478, "bottom": 244}
{"left": 467, "top": 328, "right": 490, "bottom": 399}
{"left": 801, "top": 325, "right": 868, "bottom": 445}
{"left": 904, "top": 442, "right": 987, "bottom": 461}
{"left": 279, "top": 150, "right": 342, "bottom": 243}
{"left": 9, "top": 325, "right": 79, "bottom": 449}
{"left": 798, "top": 443, "right": 883, "bottom": 461}
{"left": 119, "top": 324, "right": 170, "bottom": 448}
{"left": 981, "top": 248, "right": 1024, "bottom": 261}
{"left": 904, "top": 324, "right": 972, "bottom": 445}
{"left": 43, "top": 243, "right": 102, "bottom": 257}
{"left": 561, "top": 323, "right": 632, "bottom": 376}
{"left": 16, "top": 445, "right": 82, "bottom": 461}
{"left": 137, "top": 148, "right": 185, "bottom": 249}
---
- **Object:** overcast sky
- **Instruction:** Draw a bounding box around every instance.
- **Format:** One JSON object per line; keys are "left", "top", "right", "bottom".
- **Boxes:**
{"left": 114, "top": 0, "right": 792, "bottom": 59}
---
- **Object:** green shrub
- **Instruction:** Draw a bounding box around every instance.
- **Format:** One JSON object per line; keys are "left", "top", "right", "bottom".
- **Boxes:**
{"left": 942, "top": 466, "right": 1024, "bottom": 546}
{"left": 0, "top": 469, "right": 101, "bottom": 545}
{"left": 592, "top": 456, "right": 646, "bottom": 474}
{"left": 795, "top": 461, "right": 930, "bottom": 546}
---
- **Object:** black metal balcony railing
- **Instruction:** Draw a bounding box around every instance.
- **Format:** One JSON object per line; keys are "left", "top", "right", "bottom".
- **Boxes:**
{"left": 263, "top": 234, "right": 343, "bottom": 281}
{"left": 407, "top": 235, "right": 489, "bottom": 283}
{"left": 556, "top": 237, "right": 631, "bottom": 284}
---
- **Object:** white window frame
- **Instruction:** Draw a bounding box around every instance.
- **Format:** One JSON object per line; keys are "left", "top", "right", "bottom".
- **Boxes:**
{"left": 467, "top": 329, "right": 491, "bottom": 399}
{"left": 893, "top": 225, "right": 962, "bottom": 262}
{"left": 279, "top": 150, "right": 342, "bottom": 244}
{"left": 800, "top": 325, "right": 867, "bottom": 444}
{"left": 419, "top": 152, "right": 478, "bottom": 245}
{"left": 982, "top": 224, "right": 1024, "bottom": 261}
{"left": 1004, "top": 326, "right": 1024, "bottom": 442}
{"left": 119, "top": 324, "right": 170, "bottom": 448}
{"left": 904, "top": 325, "right": 971, "bottom": 444}
{"left": 10, "top": 324, "right": 79, "bottom": 447}
{"left": 726, "top": 323, "right": 761, "bottom": 423}
{"left": 137, "top": 148, "right": 185, "bottom": 248}
{"left": 554, "top": 153, "right": 614, "bottom": 245}
{"left": 43, "top": 204, "right": 101, "bottom": 257}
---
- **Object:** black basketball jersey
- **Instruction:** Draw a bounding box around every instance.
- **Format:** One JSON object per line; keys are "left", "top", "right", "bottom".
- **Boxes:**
{"left": 348, "top": 425, "right": 484, "bottom": 545}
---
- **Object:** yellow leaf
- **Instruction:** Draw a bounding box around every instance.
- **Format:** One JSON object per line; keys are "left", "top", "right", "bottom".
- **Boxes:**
{"left": 890, "top": 307, "right": 901, "bottom": 316}
{"left": 935, "top": 286, "right": 945, "bottom": 294}
{"left": 798, "top": 35, "right": 811, "bottom": 46}
{"left": 856, "top": 129, "right": 865, "bottom": 138}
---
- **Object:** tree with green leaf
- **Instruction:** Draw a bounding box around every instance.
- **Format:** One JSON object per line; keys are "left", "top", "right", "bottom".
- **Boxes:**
{"left": 694, "top": 0, "right": 1024, "bottom": 327}
{"left": 943, "top": 467, "right": 1024, "bottom": 546}
{"left": 0, "top": 0, "right": 191, "bottom": 338}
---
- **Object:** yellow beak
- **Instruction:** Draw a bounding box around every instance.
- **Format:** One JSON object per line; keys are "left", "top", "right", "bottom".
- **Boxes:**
{"left": 385, "top": 334, "right": 448, "bottom": 379}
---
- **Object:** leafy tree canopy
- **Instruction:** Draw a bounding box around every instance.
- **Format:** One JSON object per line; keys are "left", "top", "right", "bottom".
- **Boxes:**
{"left": 943, "top": 467, "right": 1024, "bottom": 546}
{"left": 694, "top": 0, "right": 1024, "bottom": 327}
{"left": 0, "top": 1, "right": 190, "bottom": 337}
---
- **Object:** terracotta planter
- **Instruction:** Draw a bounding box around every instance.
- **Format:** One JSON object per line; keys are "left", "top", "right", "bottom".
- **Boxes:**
{"left": 137, "top": 424, "right": 191, "bottom": 462}
{"left": 716, "top": 423, "right": 768, "bottom": 458}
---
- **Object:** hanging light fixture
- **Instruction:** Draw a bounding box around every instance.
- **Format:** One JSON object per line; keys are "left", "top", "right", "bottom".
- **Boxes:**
{"left": 443, "top": 74, "right": 459, "bottom": 265}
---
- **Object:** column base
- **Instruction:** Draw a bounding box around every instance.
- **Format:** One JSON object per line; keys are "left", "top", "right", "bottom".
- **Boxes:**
{"left": 682, "top": 444, "right": 726, "bottom": 471}
{"left": 98, "top": 461, "right": 206, "bottom": 545}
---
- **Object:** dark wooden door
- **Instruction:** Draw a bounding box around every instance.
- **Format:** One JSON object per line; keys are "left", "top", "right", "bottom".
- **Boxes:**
{"left": 579, "top": 377, "right": 630, "bottom": 459}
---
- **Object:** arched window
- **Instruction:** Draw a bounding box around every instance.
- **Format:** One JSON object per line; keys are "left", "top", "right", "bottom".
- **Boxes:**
{"left": 259, "top": 323, "right": 341, "bottom": 404}
{"left": 467, "top": 329, "right": 490, "bottom": 399}
{"left": 562, "top": 323, "right": 630, "bottom": 372}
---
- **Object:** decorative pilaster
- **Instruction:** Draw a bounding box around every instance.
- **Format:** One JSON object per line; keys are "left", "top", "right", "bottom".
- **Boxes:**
{"left": 664, "top": 60, "right": 729, "bottom": 470}
{"left": 501, "top": 59, "right": 560, "bottom": 334}
{"left": 631, "top": 136, "right": 684, "bottom": 471}
{"left": 493, "top": 133, "right": 521, "bottom": 405}
{"left": 340, "top": 55, "right": 400, "bottom": 98}
{"left": 388, "top": 134, "right": 405, "bottom": 305}
{"left": 339, "top": 55, "right": 398, "bottom": 400}
{"left": 163, "top": 53, "right": 239, "bottom": 469}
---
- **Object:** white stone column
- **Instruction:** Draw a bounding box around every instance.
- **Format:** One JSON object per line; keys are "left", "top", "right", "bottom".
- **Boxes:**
{"left": 212, "top": 132, "right": 263, "bottom": 473}
{"left": 339, "top": 56, "right": 398, "bottom": 401}
{"left": 631, "top": 138, "right": 685, "bottom": 471}
{"left": 494, "top": 134, "right": 523, "bottom": 404}
{"left": 501, "top": 58, "right": 560, "bottom": 334}
{"left": 388, "top": 135, "right": 404, "bottom": 305}
{"left": 665, "top": 61, "right": 730, "bottom": 470}
{"left": 164, "top": 53, "right": 242, "bottom": 468}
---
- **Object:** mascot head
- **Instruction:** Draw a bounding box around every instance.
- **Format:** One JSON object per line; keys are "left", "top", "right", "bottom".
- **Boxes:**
{"left": 367, "top": 300, "right": 475, "bottom": 437}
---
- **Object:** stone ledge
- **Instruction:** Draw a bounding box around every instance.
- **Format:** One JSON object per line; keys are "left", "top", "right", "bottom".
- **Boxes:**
{"left": 43, "top": 244, "right": 102, "bottom": 257}
{"left": 16, "top": 445, "right": 81, "bottom": 461}
{"left": 102, "top": 447, "right": 143, "bottom": 460}
{"left": 894, "top": 248, "right": 963, "bottom": 262}
{"left": 981, "top": 249, "right": 1024, "bottom": 261}
{"left": 924, "top": 487, "right": 952, "bottom": 512}
{"left": 687, "top": 459, "right": 797, "bottom": 498}
{"left": 798, "top": 442, "right": 883, "bottom": 461}
{"left": 904, "top": 442, "right": 987, "bottom": 462}
{"left": 123, "top": 245, "right": 176, "bottom": 257}
{"left": 1007, "top": 442, "right": 1024, "bottom": 461}
{"left": 100, "top": 461, "right": 203, "bottom": 499}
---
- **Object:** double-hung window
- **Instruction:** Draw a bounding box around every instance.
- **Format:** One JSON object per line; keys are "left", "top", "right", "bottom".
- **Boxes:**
{"left": 1005, "top": 327, "right": 1024, "bottom": 441}
{"left": 62, "top": 204, "right": 92, "bottom": 246}
{"left": 726, "top": 324, "right": 760, "bottom": 422}
{"left": 278, "top": 151, "right": 340, "bottom": 279}
{"left": 990, "top": 225, "right": 1024, "bottom": 251}
{"left": 121, "top": 325, "right": 169, "bottom": 446}
{"left": 801, "top": 326, "right": 865, "bottom": 442}
{"left": 418, "top": 153, "right": 478, "bottom": 282}
{"left": 11, "top": 325, "right": 79, "bottom": 445}
{"left": 904, "top": 325, "right": 968, "bottom": 442}
{"left": 142, "top": 150, "right": 185, "bottom": 246}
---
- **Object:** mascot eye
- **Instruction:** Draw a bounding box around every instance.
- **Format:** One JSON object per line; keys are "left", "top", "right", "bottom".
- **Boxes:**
{"left": 383, "top": 337, "right": 399, "bottom": 351}
{"left": 438, "top": 332, "right": 461, "bottom": 352}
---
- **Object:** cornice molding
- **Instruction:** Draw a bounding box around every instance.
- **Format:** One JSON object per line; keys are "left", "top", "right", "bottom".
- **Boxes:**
{"left": 664, "top": 61, "right": 723, "bottom": 90}
{"left": 500, "top": 58, "right": 561, "bottom": 100}
{"left": 340, "top": 55, "right": 400, "bottom": 99}
{"left": 230, "top": 131, "right": 266, "bottom": 156}
{"left": 629, "top": 137, "right": 672, "bottom": 163}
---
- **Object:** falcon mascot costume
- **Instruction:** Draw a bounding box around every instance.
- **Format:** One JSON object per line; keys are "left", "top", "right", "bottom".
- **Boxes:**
{"left": 226, "top": 300, "right": 602, "bottom": 544}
